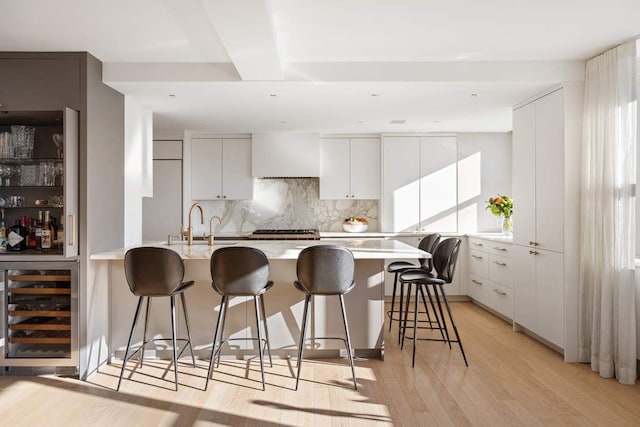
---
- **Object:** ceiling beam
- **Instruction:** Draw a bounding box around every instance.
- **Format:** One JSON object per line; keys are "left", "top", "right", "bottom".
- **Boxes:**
{"left": 201, "top": 0, "right": 283, "bottom": 81}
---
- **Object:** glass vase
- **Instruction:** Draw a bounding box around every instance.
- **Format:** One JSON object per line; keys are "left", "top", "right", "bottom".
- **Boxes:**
{"left": 499, "top": 214, "right": 513, "bottom": 236}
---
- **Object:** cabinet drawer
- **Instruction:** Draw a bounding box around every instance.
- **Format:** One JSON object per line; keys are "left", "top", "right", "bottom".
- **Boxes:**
{"left": 469, "top": 249, "right": 488, "bottom": 277}
{"left": 489, "top": 242, "right": 512, "bottom": 257}
{"left": 487, "top": 282, "right": 513, "bottom": 319}
{"left": 468, "top": 274, "right": 487, "bottom": 304}
{"left": 489, "top": 254, "right": 513, "bottom": 288}
{"left": 468, "top": 238, "right": 488, "bottom": 252}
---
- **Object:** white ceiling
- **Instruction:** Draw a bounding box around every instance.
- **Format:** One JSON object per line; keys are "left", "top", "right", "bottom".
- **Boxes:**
{"left": 1, "top": 0, "right": 639, "bottom": 134}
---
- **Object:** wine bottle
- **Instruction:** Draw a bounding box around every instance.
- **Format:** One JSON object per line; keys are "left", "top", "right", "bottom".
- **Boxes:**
{"left": 27, "top": 217, "right": 36, "bottom": 249}
{"left": 7, "top": 219, "right": 27, "bottom": 251}
{"left": 56, "top": 217, "right": 64, "bottom": 250}
{"left": 0, "top": 208, "right": 6, "bottom": 251}
{"left": 41, "top": 210, "right": 53, "bottom": 251}
{"left": 35, "top": 210, "right": 43, "bottom": 251}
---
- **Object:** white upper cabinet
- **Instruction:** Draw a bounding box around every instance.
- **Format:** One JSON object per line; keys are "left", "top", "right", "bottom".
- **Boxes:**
{"left": 191, "top": 138, "right": 253, "bottom": 200}
{"left": 382, "top": 135, "right": 457, "bottom": 232}
{"left": 320, "top": 137, "right": 380, "bottom": 199}
{"left": 512, "top": 89, "right": 564, "bottom": 251}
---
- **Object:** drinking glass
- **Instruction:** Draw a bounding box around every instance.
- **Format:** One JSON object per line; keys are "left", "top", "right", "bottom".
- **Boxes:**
{"left": 52, "top": 134, "right": 64, "bottom": 158}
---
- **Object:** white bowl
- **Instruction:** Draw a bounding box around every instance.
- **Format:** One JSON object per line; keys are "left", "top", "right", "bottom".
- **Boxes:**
{"left": 342, "top": 222, "right": 368, "bottom": 232}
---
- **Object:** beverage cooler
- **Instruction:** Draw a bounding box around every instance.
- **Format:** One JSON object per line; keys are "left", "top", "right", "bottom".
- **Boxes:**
{"left": 0, "top": 109, "right": 79, "bottom": 375}
{"left": 0, "top": 261, "right": 78, "bottom": 373}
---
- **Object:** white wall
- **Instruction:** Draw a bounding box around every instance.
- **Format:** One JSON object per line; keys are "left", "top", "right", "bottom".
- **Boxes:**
{"left": 123, "top": 96, "right": 153, "bottom": 246}
{"left": 457, "top": 132, "right": 512, "bottom": 233}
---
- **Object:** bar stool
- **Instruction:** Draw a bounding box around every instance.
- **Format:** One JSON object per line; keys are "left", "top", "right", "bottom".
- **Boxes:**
{"left": 294, "top": 245, "right": 357, "bottom": 390}
{"left": 400, "top": 237, "right": 468, "bottom": 367}
{"left": 206, "top": 247, "right": 273, "bottom": 391}
{"left": 387, "top": 233, "right": 441, "bottom": 344}
{"left": 118, "top": 247, "right": 196, "bottom": 391}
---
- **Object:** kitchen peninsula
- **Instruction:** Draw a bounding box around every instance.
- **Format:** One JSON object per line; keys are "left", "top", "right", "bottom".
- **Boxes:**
{"left": 91, "top": 238, "right": 428, "bottom": 362}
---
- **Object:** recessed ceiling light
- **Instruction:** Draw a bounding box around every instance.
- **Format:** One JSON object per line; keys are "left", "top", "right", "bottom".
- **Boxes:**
{"left": 390, "top": 119, "right": 406, "bottom": 124}
{"left": 357, "top": 121, "right": 364, "bottom": 124}
{"left": 280, "top": 120, "right": 287, "bottom": 124}
{"left": 371, "top": 93, "right": 379, "bottom": 97}
{"left": 270, "top": 94, "right": 278, "bottom": 97}
{"left": 471, "top": 93, "right": 479, "bottom": 97}
{"left": 168, "top": 94, "right": 176, "bottom": 97}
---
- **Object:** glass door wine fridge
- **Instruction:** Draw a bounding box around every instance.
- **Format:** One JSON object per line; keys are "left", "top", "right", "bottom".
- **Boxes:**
{"left": 0, "top": 261, "right": 78, "bottom": 374}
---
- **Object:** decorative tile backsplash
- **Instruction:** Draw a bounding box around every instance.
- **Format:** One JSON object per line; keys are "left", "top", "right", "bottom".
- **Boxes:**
{"left": 194, "top": 178, "right": 378, "bottom": 233}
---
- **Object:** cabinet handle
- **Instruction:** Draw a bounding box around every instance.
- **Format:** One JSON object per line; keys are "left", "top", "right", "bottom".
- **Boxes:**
{"left": 529, "top": 241, "right": 539, "bottom": 246}
{"left": 471, "top": 279, "right": 483, "bottom": 286}
{"left": 351, "top": 195, "right": 355, "bottom": 198}
{"left": 493, "top": 288, "right": 507, "bottom": 296}
{"left": 346, "top": 195, "right": 349, "bottom": 198}
{"left": 471, "top": 255, "right": 483, "bottom": 260}
{"left": 223, "top": 195, "right": 227, "bottom": 199}
{"left": 493, "top": 261, "right": 508, "bottom": 266}
{"left": 68, "top": 214, "right": 76, "bottom": 246}
{"left": 216, "top": 195, "right": 221, "bottom": 199}
{"left": 529, "top": 250, "right": 539, "bottom": 255}
{"left": 493, "top": 247, "right": 507, "bottom": 252}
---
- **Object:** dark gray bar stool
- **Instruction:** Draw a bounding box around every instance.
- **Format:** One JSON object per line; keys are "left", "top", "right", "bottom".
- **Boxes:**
{"left": 206, "top": 247, "right": 273, "bottom": 391}
{"left": 399, "top": 237, "right": 468, "bottom": 367}
{"left": 294, "top": 245, "right": 357, "bottom": 390}
{"left": 118, "top": 247, "right": 196, "bottom": 391}
{"left": 387, "top": 233, "right": 441, "bottom": 344}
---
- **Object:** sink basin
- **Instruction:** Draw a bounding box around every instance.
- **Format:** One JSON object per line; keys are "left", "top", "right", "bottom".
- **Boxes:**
{"left": 164, "top": 240, "right": 238, "bottom": 246}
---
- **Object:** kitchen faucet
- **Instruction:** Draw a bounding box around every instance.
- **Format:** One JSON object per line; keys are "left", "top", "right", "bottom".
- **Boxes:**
{"left": 181, "top": 202, "right": 204, "bottom": 245}
{"left": 207, "top": 216, "right": 222, "bottom": 246}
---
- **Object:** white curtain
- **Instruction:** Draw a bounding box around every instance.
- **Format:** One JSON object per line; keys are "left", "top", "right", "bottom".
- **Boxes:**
{"left": 579, "top": 41, "right": 637, "bottom": 385}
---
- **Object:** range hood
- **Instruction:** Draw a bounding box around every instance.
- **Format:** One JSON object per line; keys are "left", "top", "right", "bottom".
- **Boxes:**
{"left": 252, "top": 133, "right": 319, "bottom": 177}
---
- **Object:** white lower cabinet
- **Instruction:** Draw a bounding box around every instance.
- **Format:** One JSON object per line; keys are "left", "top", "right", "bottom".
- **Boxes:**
{"left": 513, "top": 245, "right": 564, "bottom": 348}
{"left": 466, "top": 236, "right": 513, "bottom": 320}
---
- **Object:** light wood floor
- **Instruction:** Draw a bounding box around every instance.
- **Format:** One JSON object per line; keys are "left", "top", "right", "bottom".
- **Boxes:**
{"left": 1, "top": 302, "right": 640, "bottom": 426}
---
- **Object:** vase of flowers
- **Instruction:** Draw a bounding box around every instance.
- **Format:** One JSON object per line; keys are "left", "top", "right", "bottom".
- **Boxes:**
{"left": 486, "top": 195, "right": 513, "bottom": 235}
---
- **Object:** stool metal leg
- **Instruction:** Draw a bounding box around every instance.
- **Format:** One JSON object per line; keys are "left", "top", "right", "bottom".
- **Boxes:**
{"left": 170, "top": 295, "right": 179, "bottom": 390}
{"left": 412, "top": 284, "right": 420, "bottom": 367}
{"left": 438, "top": 286, "right": 469, "bottom": 366}
{"left": 397, "top": 275, "right": 405, "bottom": 345}
{"left": 400, "top": 282, "right": 413, "bottom": 350}
{"left": 206, "top": 295, "right": 227, "bottom": 390}
{"left": 424, "top": 285, "right": 447, "bottom": 342}
{"left": 117, "top": 296, "right": 144, "bottom": 391}
{"left": 338, "top": 294, "right": 357, "bottom": 390}
{"left": 180, "top": 292, "right": 196, "bottom": 367}
{"left": 216, "top": 298, "right": 229, "bottom": 369}
{"left": 140, "top": 297, "right": 151, "bottom": 367}
{"left": 295, "top": 294, "right": 311, "bottom": 390}
{"left": 432, "top": 286, "right": 452, "bottom": 349}
{"left": 254, "top": 296, "right": 266, "bottom": 390}
{"left": 388, "top": 272, "right": 398, "bottom": 332}
{"left": 260, "top": 294, "right": 273, "bottom": 367}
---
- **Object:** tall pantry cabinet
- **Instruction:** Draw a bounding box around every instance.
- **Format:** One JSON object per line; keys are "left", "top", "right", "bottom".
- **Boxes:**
{"left": 511, "top": 85, "right": 583, "bottom": 361}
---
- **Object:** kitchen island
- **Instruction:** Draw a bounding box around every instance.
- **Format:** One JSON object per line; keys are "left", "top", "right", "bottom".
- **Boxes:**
{"left": 90, "top": 238, "right": 428, "bottom": 362}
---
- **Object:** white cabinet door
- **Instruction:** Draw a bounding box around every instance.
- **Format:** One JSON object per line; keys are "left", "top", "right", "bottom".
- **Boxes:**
{"left": 536, "top": 249, "right": 564, "bottom": 347}
{"left": 350, "top": 137, "right": 380, "bottom": 199}
{"left": 513, "top": 244, "right": 536, "bottom": 331}
{"left": 222, "top": 138, "right": 253, "bottom": 200}
{"left": 382, "top": 137, "right": 420, "bottom": 231}
{"left": 191, "top": 138, "right": 222, "bottom": 200}
{"left": 535, "top": 90, "right": 564, "bottom": 252}
{"left": 320, "top": 138, "right": 350, "bottom": 199}
{"left": 512, "top": 102, "right": 536, "bottom": 247}
{"left": 419, "top": 136, "right": 457, "bottom": 232}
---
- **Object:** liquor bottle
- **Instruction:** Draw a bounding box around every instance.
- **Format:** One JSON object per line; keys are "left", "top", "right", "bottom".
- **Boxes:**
{"left": 41, "top": 210, "right": 53, "bottom": 251}
{"left": 7, "top": 219, "right": 27, "bottom": 251}
{"left": 0, "top": 208, "right": 6, "bottom": 250}
{"left": 27, "top": 217, "right": 36, "bottom": 249}
{"left": 35, "top": 210, "right": 43, "bottom": 251}
{"left": 56, "top": 217, "right": 64, "bottom": 250}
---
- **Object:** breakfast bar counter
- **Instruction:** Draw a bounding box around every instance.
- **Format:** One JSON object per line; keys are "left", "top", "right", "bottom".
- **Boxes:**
{"left": 90, "top": 238, "right": 428, "bottom": 362}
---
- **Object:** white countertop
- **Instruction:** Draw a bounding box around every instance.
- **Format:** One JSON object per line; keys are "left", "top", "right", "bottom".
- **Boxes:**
{"left": 466, "top": 233, "right": 513, "bottom": 243}
{"left": 90, "top": 238, "right": 429, "bottom": 261}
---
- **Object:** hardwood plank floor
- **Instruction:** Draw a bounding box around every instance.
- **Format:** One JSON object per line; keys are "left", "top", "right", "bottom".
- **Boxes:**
{"left": 1, "top": 302, "right": 639, "bottom": 426}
